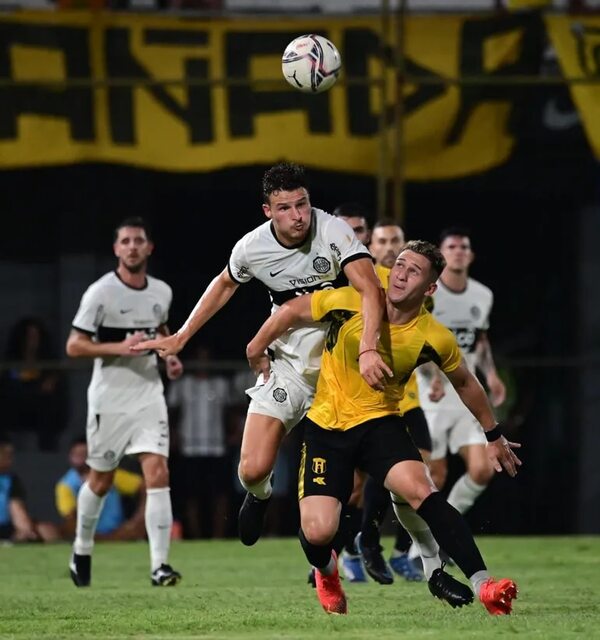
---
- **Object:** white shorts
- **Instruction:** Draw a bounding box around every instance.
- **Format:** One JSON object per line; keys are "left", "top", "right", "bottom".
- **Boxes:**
{"left": 421, "top": 388, "right": 486, "bottom": 460}
{"left": 86, "top": 399, "right": 169, "bottom": 471}
{"left": 245, "top": 361, "right": 315, "bottom": 433}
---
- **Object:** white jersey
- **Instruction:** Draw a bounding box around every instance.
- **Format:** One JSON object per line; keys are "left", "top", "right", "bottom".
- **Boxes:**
{"left": 228, "top": 207, "right": 371, "bottom": 386}
{"left": 417, "top": 276, "right": 494, "bottom": 403}
{"left": 71, "top": 271, "right": 172, "bottom": 413}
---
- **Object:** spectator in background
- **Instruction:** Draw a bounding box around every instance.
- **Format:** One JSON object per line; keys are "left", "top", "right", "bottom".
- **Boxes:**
{"left": 167, "top": 344, "right": 231, "bottom": 539}
{"left": 0, "top": 316, "right": 67, "bottom": 451}
{"left": 0, "top": 434, "right": 60, "bottom": 543}
{"left": 55, "top": 437, "right": 146, "bottom": 542}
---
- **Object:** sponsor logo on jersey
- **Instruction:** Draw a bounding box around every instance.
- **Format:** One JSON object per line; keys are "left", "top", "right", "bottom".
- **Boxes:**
{"left": 329, "top": 243, "right": 341, "bottom": 260}
{"left": 313, "top": 256, "right": 331, "bottom": 274}
{"left": 470, "top": 305, "right": 481, "bottom": 319}
{"left": 313, "top": 476, "right": 326, "bottom": 486}
{"left": 236, "top": 265, "right": 250, "bottom": 280}
{"left": 119, "top": 308, "right": 133, "bottom": 314}
{"left": 103, "top": 450, "right": 116, "bottom": 461}
{"left": 273, "top": 388, "right": 287, "bottom": 403}
{"left": 269, "top": 268, "right": 285, "bottom": 277}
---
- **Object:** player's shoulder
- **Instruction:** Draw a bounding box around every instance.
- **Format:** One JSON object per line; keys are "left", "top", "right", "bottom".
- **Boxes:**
{"left": 313, "top": 207, "right": 350, "bottom": 234}
{"left": 419, "top": 310, "right": 456, "bottom": 343}
{"left": 84, "top": 271, "right": 117, "bottom": 294}
{"left": 467, "top": 277, "right": 493, "bottom": 300}
{"left": 146, "top": 274, "right": 172, "bottom": 296}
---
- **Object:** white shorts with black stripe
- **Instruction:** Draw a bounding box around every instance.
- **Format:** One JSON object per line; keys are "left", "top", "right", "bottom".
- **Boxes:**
{"left": 86, "top": 399, "right": 169, "bottom": 471}
{"left": 245, "top": 360, "right": 316, "bottom": 434}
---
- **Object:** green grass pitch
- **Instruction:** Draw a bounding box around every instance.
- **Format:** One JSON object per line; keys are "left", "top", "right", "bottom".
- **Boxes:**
{"left": 0, "top": 536, "right": 598, "bottom": 639}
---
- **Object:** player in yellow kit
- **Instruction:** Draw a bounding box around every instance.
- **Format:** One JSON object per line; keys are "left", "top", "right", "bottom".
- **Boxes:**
{"left": 247, "top": 240, "right": 520, "bottom": 617}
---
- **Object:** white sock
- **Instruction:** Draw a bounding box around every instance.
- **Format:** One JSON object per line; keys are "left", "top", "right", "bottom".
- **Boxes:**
{"left": 146, "top": 487, "right": 173, "bottom": 571}
{"left": 447, "top": 474, "right": 487, "bottom": 514}
{"left": 391, "top": 494, "right": 441, "bottom": 579}
{"left": 74, "top": 482, "right": 106, "bottom": 556}
{"left": 470, "top": 569, "right": 491, "bottom": 596}
{"left": 238, "top": 470, "right": 273, "bottom": 500}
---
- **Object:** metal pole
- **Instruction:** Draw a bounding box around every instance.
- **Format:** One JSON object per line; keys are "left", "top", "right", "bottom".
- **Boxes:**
{"left": 392, "top": 0, "right": 407, "bottom": 226}
{"left": 377, "top": 0, "right": 391, "bottom": 221}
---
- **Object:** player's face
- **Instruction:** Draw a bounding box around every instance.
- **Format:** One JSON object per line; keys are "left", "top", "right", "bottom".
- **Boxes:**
{"left": 113, "top": 226, "right": 153, "bottom": 274}
{"left": 439, "top": 235, "right": 473, "bottom": 272}
{"left": 370, "top": 225, "right": 405, "bottom": 268}
{"left": 69, "top": 443, "right": 88, "bottom": 474}
{"left": 340, "top": 215, "right": 370, "bottom": 245}
{"left": 387, "top": 250, "right": 436, "bottom": 305}
{"left": 263, "top": 188, "right": 312, "bottom": 247}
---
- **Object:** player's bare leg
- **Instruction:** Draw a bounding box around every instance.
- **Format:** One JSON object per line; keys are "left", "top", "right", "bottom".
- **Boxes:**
{"left": 237, "top": 413, "right": 286, "bottom": 546}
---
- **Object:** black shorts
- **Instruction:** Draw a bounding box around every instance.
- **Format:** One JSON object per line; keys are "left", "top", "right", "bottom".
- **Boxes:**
{"left": 404, "top": 407, "right": 432, "bottom": 453}
{"left": 299, "top": 415, "right": 423, "bottom": 505}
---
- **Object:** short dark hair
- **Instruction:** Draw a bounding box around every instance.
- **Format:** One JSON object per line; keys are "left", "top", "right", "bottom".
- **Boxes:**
{"left": 262, "top": 162, "right": 309, "bottom": 204}
{"left": 401, "top": 240, "right": 446, "bottom": 281}
{"left": 333, "top": 202, "right": 371, "bottom": 222}
{"left": 373, "top": 217, "right": 403, "bottom": 231}
{"left": 439, "top": 226, "right": 471, "bottom": 245}
{"left": 114, "top": 217, "right": 152, "bottom": 242}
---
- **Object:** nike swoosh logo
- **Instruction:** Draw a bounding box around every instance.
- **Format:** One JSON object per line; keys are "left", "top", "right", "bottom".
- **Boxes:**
{"left": 119, "top": 309, "right": 133, "bottom": 314}
{"left": 543, "top": 98, "right": 579, "bottom": 131}
{"left": 269, "top": 269, "right": 285, "bottom": 277}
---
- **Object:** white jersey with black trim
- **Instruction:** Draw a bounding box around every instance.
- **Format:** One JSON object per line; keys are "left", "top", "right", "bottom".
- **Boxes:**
{"left": 71, "top": 271, "right": 172, "bottom": 413}
{"left": 228, "top": 207, "right": 371, "bottom": 386}
{"left": 417, "top": 276, "right": 494, "bottom": 400}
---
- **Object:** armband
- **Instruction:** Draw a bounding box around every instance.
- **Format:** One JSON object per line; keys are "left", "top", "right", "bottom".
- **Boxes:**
{"left": 484, "top": 424, "right": 503, "bottom": 443}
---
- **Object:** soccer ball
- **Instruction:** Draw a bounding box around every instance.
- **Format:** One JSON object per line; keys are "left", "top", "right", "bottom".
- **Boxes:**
{"left": 281, "top": 34, "right": 342, "bottom": 94}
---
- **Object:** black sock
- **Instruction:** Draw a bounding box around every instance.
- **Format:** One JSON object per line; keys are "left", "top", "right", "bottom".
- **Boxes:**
{"left": 360, "top": 476, "right": 390, "bottom": 548}
{"left": 416, "top": 492, "right": 486, "bottom": 579}
{"left": 299, "top": 528, "right": 333, "bottom": 570}
{"left": 341, "top": 504, "right": 362, "bottom": 554}
{"left": 393, "top": 525, "right": 412, "bottom": 553}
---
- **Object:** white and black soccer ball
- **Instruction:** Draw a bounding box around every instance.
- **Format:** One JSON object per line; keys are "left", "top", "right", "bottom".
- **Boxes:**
{"left": 281, "top": 34, "right": 342, "bottom": 94}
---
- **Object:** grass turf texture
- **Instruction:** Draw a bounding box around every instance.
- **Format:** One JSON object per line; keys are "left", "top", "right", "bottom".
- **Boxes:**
{"left": 0, "top": 536, "right": 598, "bottom": 639}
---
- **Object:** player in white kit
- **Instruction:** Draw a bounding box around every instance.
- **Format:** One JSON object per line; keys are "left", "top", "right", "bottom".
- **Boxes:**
{"left": 66, "top": 217, "right": 184, "bottom": 587}
{"left": 133, "top": 162, "right": 391, "bottom": 546}
{"left": 416, "top": 227, "right": 506, "bottom": 528}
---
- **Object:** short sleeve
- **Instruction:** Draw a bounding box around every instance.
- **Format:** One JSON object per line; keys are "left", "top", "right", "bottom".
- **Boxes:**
{"left": 55, "top": 482, "right": 76, "bottom": 517}
{"left": 438, "top": 331, "right": 463, "bottom": 375}
{"left": 323, "top": 215, "right": 372, "bottom": 269}
{"left": 72, "top": 283, "right": 105, "bottom": 335}
{"left": 228, "top": 236, "right": 253, "bottom": 284}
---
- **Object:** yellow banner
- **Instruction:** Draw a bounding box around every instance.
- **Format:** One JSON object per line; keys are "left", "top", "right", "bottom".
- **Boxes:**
{"left": 546, "top": 15, "right": 600, "bottom": 160}
{"left": 0, "top": 12, "right": 537, "bottom": 179}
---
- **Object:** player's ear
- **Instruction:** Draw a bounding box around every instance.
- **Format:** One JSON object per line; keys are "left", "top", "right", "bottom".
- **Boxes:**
{"left": 262, "top": 203, "right": 273, "bottom": 220}
{"left": 426, "top": 282, "right": 438, "bottom": 296}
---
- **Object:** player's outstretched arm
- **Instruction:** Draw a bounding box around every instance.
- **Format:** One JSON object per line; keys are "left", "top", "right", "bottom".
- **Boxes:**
{"left": 131, "top": 267, "right": 239, "bottom": 357}
{"left": 343, "top": 258, "right": 391, "bottom": 390}
{"left": 446, "top": 361, "right": 522, "bottom": 477}
{"left": 66, "top": 329, "right": 149, "bottom": 358}
{"left": 246, "top": 294, "right": 313, "bottom": 379}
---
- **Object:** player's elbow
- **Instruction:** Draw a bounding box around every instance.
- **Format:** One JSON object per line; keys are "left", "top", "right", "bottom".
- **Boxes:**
{"left": 66, "top": 337, "right": 84, "bottom": 358}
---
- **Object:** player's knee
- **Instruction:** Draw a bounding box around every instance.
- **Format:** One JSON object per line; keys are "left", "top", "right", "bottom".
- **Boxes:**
{"left": 468, "top": 463, "right": 493, "bottom": 486}
{"left": 301, "top": 518, "right": 336, "bottom": 547}
{"left": 88, "top": 471, "right": 113, "bottom": 496}
{"left": 238, "top": 457, "right": 271, "bottom": 486}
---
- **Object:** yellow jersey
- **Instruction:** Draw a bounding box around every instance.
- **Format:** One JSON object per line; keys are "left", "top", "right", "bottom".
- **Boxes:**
{"left": 307, "top": 286, "right": 461, "bottom": 431}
